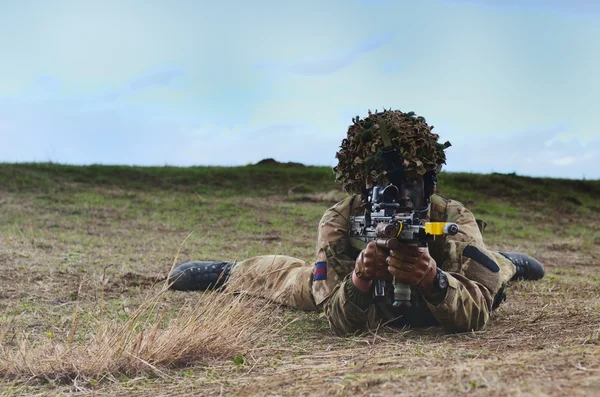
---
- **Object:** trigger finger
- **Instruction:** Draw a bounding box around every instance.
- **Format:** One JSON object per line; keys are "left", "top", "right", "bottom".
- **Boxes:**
{"left": 363, "top": 247, "right": 375, "bottom": 261}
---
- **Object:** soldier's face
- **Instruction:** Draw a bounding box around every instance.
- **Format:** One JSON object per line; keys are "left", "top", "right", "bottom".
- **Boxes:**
{"left": 397, "top": 176, "right": 426, "bottom": 210}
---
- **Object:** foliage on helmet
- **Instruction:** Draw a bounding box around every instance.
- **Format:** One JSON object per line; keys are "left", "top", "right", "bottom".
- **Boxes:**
{"left": 334, "top": 109, "right": 451, "bottom": 194}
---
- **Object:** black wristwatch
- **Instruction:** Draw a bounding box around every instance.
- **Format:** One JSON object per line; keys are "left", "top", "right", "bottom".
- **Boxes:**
{"left": 433, "top": 268, "right": 449, "bottom": 293}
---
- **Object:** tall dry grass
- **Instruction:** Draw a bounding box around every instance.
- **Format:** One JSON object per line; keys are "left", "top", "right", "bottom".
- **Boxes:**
{"left": 0, "top": 278, "right": 280, "bottom": 385}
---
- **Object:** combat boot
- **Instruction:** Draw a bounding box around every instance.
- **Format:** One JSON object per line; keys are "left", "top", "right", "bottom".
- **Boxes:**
{"left": 168, "top": 261, "right": 234, "bottom": 291}
{"left": 499, "top": 252, "right": 545, "bottom": 281}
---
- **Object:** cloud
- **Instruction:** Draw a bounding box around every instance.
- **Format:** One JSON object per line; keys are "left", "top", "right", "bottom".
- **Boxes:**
{"left": 441, "top": 0, "right": 600, "bottom": 14}
{"left": 15, "top": 68, "right": 185, "bottom": 107}
{"left": 352, "top": 33, "right": 395, "bottom": 54}
{"left": 359, "top": 0, "right": 402, "bottom": 5}
{"left": 380, "top": 60, "right": 402, "bottom": 74}
{"left": 0, "top": 100, "right": 181, "bottom": 165}
{"left": 19, "top": 76, "right": 61, "bottom": 99}
{"left": 179, "top": 122, "right": 338, "bottom": 166}
{"left": 1, "top": 0, "right": 598, "bottom": 181}
{"left": 260, "top": 32, "right": 394, "bottom": 77}
{"left": 444, "top": 125, "right": 600, "bottom": 179}
{"left": 0, "top": 97, "right": 339, "bottom": 167}
{"left": 553, "top": 156, "right": 576, "bottom": 166}
{"left": 2, "top": 94, "right": 598, "bottom": 180}
{"left": 128, "top": 69, "right": 184, "bottom": 91}
{"left": 95, "top": 67, "right": 184, "bottom": 103}
{"left": 184, "top": 124, "right": 338, "bottom": 167}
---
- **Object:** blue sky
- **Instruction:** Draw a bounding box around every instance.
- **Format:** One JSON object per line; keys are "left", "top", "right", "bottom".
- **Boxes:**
{"left": 0, "top": 0, "right": 598, "bottom": 179}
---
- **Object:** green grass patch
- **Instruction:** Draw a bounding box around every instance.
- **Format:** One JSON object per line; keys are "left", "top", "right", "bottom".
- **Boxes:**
{"left": 1, "top": 163, "right": 599, "bottom": 395}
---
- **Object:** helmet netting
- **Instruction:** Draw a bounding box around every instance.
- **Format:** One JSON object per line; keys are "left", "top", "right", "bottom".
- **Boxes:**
{"left": 334, "top": 109, "right": 451, "bottom": 194}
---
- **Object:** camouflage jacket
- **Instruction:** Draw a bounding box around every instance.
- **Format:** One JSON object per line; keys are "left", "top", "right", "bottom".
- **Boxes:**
{"left": 312, "top": 194, "right": 504, "bottom": 336}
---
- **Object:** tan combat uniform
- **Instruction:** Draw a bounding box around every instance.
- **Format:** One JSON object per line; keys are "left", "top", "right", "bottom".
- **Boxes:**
{"left": 230, "top": 194, "right": 516, "bottom": 336}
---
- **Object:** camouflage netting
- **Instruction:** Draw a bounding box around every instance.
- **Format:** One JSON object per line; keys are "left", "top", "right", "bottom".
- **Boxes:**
{"left": 334, "top": 109, "right": 451, "bottom": 194}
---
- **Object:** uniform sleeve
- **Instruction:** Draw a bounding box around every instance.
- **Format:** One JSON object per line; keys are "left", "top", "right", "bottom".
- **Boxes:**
{"left": 425, "top": 199, "right": 502, "bottom": 332}
{"left": 323, "top": 276, "right": 379, "bottom": 336}
{"left": 312, "top": 195, "right": 378, "bottom": 335}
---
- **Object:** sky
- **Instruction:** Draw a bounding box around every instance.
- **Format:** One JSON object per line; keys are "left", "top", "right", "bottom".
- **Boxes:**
{"left": 0, "top": 0, "right": 599, "bottom": 179}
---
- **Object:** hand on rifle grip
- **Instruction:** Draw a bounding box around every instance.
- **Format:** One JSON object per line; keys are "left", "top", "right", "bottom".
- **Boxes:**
{"left": 355, "top": 240, "right": 390, "bottom": 281}
{"left": 387, "top": 245, "right": 437, "bottom": 288}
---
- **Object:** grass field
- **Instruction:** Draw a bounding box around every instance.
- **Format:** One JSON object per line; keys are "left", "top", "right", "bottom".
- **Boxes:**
{"left": 1, "top": 162, "right": 599, "bottom": 396}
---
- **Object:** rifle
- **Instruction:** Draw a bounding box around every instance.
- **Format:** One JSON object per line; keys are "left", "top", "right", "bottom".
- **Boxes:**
{"left": 349, "top": 184, "right": 458, "bottom": 306}
{"left": 348, "top": 116, "right": 458, "bottom": 307}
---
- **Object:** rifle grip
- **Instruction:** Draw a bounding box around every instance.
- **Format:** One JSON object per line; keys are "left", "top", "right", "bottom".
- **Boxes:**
{"left": 375, "top": 238, "right": 400, "bottom": 250}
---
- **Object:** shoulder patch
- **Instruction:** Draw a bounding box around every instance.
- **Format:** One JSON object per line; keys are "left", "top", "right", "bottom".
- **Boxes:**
{"left": 463, "top": 246, "right": 500, "bottom": 273}
{"left": 314, "top": 261, "right": 327, "bottom": 280}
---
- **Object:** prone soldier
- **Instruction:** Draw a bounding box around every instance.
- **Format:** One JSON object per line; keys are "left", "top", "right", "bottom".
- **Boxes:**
{"left": 168, "top": 109, "right": 545, "bottom": 335}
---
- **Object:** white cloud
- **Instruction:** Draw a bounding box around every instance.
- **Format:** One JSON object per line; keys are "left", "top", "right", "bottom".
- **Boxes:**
{"left": 0, "top": 0, "right": 599, "bottom": 180}
{"left": 128, "top": 69, "right": 184, "bottom": 91}
{"left": 553, "top": 156, "right": 576, "bottom": 166}
{"left": 445, "top": 126, "right": 600, "bottom": 178}
{"left": 582, "top": 152, "right": 596, "bottom": 160}
{"left": 287, "top": 33, "right": 394, "bottom": 76}
{"left": 174, "top": 122, "right": 339, "bottom": 166}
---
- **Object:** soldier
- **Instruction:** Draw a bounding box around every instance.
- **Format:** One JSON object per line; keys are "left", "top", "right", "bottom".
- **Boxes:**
{"left": 168, "top": 109, "right": 545, "bottom": 336}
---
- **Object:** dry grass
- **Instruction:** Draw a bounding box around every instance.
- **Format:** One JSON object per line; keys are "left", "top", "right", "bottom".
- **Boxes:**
{"left": 0, "top": 278, "right": 280, "bottom": 389}
{"left": 1, "top": 165, "right": 599, "bottom": 395}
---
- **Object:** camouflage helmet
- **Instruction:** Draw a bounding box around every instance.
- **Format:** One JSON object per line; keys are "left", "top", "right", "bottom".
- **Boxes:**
{"left": 334, "top": 109, "right": 451, "bottom": 194}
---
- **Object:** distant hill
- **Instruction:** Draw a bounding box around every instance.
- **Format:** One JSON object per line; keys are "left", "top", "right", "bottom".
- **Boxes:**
{"left": 0, "top": 163, "right": 598, "bottom": 213}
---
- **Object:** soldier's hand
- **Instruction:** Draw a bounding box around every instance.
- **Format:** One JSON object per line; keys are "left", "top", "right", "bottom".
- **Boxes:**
{"left": 355, "top": 240, "right": 389, "bottom": 281}
{"left": 387, "top": 245, "right": 437, "bottom": 289}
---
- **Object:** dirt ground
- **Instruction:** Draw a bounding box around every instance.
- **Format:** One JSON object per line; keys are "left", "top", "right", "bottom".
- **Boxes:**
{"left": 0, "top": 174, "right": 599, "bottom": 396}
{"left": 155, "top": 248, "right": 600, "bottom": 397}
